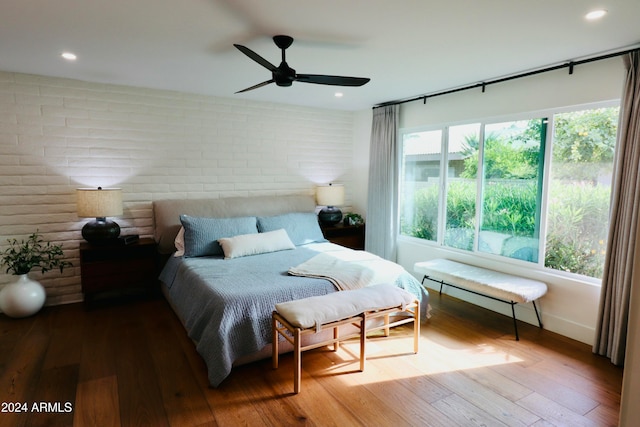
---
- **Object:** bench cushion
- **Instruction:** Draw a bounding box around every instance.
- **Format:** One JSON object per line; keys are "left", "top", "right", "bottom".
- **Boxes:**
{"left": 414, "top": 259, "right": 547, "bottom": 304}
{"left": 275, "top": 284, "right": 415, "bottom": 332}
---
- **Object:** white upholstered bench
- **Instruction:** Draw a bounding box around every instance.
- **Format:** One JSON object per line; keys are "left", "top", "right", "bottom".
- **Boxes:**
{"left": 414, "top": 259, "right": 547, "bottom": 340}
{"left": 272, "top": 284, "right": 420, "bottom": 393}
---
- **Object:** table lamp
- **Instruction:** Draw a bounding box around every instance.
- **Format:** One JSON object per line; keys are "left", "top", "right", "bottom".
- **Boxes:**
{"left": 316, "top": 183, "right": 345, "bottom": 226}
{"left": 76, "top": 187, "right": 123, "bottom": 244}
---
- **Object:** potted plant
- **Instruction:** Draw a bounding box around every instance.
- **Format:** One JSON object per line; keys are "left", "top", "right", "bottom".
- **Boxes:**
{"left": 343, "top": 212, "right": 364, "bottom": 226}
{"left": 0, "top": 231, "right": 72, "bottom": 318}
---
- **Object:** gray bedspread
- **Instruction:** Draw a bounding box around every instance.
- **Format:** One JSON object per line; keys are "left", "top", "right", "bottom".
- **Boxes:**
{"left": 159, "top": 242, "right": 427, "bottom": 387}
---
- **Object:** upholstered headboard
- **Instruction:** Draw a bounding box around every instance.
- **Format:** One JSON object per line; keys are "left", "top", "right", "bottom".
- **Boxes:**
{"left": 152, "top": 195, "right": 316, "bottom": 254}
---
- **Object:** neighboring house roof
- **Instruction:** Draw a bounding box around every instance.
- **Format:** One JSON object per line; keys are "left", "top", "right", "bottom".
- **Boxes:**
{"left": 404, "top": 132, "right": 471, "bottom": 161}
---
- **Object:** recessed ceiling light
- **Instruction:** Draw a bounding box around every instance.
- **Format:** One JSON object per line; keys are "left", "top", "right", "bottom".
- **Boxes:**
{"left": 61, "top": 52, "right": 77, "bottom": 61}
{"left": 585, "top": 9, "right": 607, "bottom": 20}
{"left": 334, "top": 92, "right": 344, "bottom": 98}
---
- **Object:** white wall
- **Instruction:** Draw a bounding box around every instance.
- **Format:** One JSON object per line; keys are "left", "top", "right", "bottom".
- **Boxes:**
{"left": 394, "top": 57, "right": 626, "bottom": 345}
{"left": 400, "top": 58, "right": 624, "bottom": 129}
{"left": 351, "top": 109, "right": 373, "bottom": 215}
{"left": 0, "top": 71, "right": 357, "bottom": 305}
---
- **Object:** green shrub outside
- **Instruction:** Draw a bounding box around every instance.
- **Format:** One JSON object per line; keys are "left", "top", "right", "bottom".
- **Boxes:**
{"left": 400, "top": 179, "right": 609, "bottom": 278}
{"left": 545, "top": 180, "right": 609, "bottom": 278}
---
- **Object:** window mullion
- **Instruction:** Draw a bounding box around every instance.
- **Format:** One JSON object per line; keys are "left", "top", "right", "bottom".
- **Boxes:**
{"left": 538, "top": 118, "right": 553, "bottom": 267}
{"left": 438, "top": 127, "right": 449, "bottom": 244}
{"left": 473, "top": 123, "right": 486, "bottom": 252}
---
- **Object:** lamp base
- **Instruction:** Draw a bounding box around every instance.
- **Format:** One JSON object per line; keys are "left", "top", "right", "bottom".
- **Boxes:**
{"left": 82, "top": 217, "right": 120, "bottom": 244}
{"left": 318, "top": 206, "right": 343, "bottom": 226}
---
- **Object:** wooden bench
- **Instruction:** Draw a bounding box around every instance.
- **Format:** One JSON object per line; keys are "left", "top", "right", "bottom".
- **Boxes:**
{"left": 272, "top": 284, "right": 420, "bottom": 393}
{"left": 414, "top": 259, "right": 547, "bottom": 340}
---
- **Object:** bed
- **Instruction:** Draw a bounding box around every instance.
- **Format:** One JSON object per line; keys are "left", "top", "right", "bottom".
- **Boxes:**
{"left": 153, "top": 195, "right": 428, "bottom": 387}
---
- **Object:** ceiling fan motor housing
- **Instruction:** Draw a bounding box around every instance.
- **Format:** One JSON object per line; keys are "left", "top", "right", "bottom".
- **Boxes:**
{"left": 274, "top": 62, "right": 295, "bottom": 86}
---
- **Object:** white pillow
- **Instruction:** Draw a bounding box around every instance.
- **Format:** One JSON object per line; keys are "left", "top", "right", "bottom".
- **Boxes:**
{"left": 174, "top": 226, "right": 185, "bottom": 257}
{"left": 218, "top": 229, "right": 295, "bottom": 259}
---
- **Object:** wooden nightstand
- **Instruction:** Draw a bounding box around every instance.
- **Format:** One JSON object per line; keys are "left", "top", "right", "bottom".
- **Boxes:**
{"left": 320, "top": 223, "right": 365, "bottom": 250}
{"left": 79, "top": 237, "right": 159, "bottom": 307}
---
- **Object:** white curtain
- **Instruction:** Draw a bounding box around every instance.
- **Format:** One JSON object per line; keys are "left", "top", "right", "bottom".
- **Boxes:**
{"left": 594, "top": 51, "right": 640, "bottom": 365}
{"left": 365, "top": 105, "right": 399, "bottom": 260}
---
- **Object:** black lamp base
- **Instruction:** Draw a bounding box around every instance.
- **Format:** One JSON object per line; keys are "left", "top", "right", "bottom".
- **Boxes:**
{"left": 82, "top": 217, "right": 120, "bottom": 244}
{"left": 318, "top": 206, "right": 343, "bottom": 226}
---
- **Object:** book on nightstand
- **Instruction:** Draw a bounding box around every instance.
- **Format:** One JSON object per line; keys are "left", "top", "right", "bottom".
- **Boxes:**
{"left": 118, "top": 234, "right": 140, "bottom": 245}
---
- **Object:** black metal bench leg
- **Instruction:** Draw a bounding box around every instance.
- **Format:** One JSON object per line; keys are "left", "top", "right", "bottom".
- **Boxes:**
{"left": 511, "top": 302, "right": 519, "bottom": 341}
{"left": 532, "top": 300, "right": 543, "bottom": 328}
{"left": 422, "top": 275, "right": 444, "bottom": 295}
{"left": 423, "top": 274, "right": 526, "bottom": 341}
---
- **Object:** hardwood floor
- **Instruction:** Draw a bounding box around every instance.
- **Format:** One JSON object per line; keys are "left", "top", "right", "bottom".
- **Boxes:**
{"left": 0, "top": 293, "right": 622, "bottom": 427}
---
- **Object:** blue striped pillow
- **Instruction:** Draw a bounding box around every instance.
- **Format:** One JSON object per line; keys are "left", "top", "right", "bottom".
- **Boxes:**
{"left": 257, "top": 212, "right": 327, "bottom": 246}
{"left": 179, "top": 215, "right": 258, "bottom": 257}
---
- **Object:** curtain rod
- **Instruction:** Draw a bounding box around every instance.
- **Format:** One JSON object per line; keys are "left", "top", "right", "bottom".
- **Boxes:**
{"left": 373, "top": 45, "right": 640, "bottom": 109}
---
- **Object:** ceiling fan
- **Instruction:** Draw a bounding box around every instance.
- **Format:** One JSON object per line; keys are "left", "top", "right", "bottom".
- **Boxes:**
{"left": 234, "top": 35, "right": 371, "bottom": 93}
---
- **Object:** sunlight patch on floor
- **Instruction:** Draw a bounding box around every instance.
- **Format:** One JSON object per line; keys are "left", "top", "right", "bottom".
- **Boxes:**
{"left": 323, "top": 337, "right": 524, "bottom": 384}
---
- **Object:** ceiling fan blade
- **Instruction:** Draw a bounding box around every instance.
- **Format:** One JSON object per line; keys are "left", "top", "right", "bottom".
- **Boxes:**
{"left": 234, "top": 44, "right": 277, "bottom": 72}
{"left": 235, "top": 79, "right": 275, "bottom": 93}
{"left": 234, "top": 35, "right": 369, "bottom": 94}
{"left": 295, "top": 74, "right": 370, "bottom": 87}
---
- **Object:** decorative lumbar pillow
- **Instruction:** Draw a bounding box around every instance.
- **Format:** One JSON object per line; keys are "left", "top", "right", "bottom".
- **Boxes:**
{"left": 218, "top": 229, "right": 295, "bottom": 259}
{"left": 257, "top": 212, "right": 327, "bottom": 246}
{"left": 179, "top": 215, "right": 258, "bottom": 257}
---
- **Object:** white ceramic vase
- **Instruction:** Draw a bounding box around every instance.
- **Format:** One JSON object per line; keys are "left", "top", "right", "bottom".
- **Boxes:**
{"left": 0, "top": 274, "right": 46, "bottom": 318}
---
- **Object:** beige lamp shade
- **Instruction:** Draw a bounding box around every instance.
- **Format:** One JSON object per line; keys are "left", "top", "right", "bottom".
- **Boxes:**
{"left": 76, "top": 187, "right": 123, "bottom": 218}
{"left": 316, "top": 184, "right": 345, "bottom": 207}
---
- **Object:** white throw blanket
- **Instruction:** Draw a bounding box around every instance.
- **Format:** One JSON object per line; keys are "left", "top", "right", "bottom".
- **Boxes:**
{"left": 288, "top": 250, "right": 405, "bottom": 291}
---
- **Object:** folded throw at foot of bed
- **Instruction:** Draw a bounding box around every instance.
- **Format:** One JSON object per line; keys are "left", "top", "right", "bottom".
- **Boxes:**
{"left": 288, "top": 250, "right": 405, "bottom": 291}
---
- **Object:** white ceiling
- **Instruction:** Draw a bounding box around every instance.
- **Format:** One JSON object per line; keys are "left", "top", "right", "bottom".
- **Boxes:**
{"left": 1, "top": 0, "right": 639, "bottom": 111}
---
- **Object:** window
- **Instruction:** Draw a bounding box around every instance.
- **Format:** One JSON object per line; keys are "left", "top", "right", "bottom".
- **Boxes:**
{"left": 399, "top": 104, "right": 619, "bottom": 279}
{"left": 479, "top": 119, "right": 545, "bottom": 262}
{"left": 445, "top": 124, "right": 480, "bottom": 251}
{"left": 544, "top": 107, "right": 618, "bottom": 277}
{"left": 400, "top": 129, "right": 443, "bottom": 242}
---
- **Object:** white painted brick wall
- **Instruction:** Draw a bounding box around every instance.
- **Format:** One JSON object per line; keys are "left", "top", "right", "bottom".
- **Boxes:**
{"left": 0, "top": 71, "right": 356, "bottom": 306}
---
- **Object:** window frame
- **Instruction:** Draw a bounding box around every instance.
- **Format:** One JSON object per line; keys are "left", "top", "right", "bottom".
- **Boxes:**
{"left": 397, "top": 100, "right": 619, "bottom": 285}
